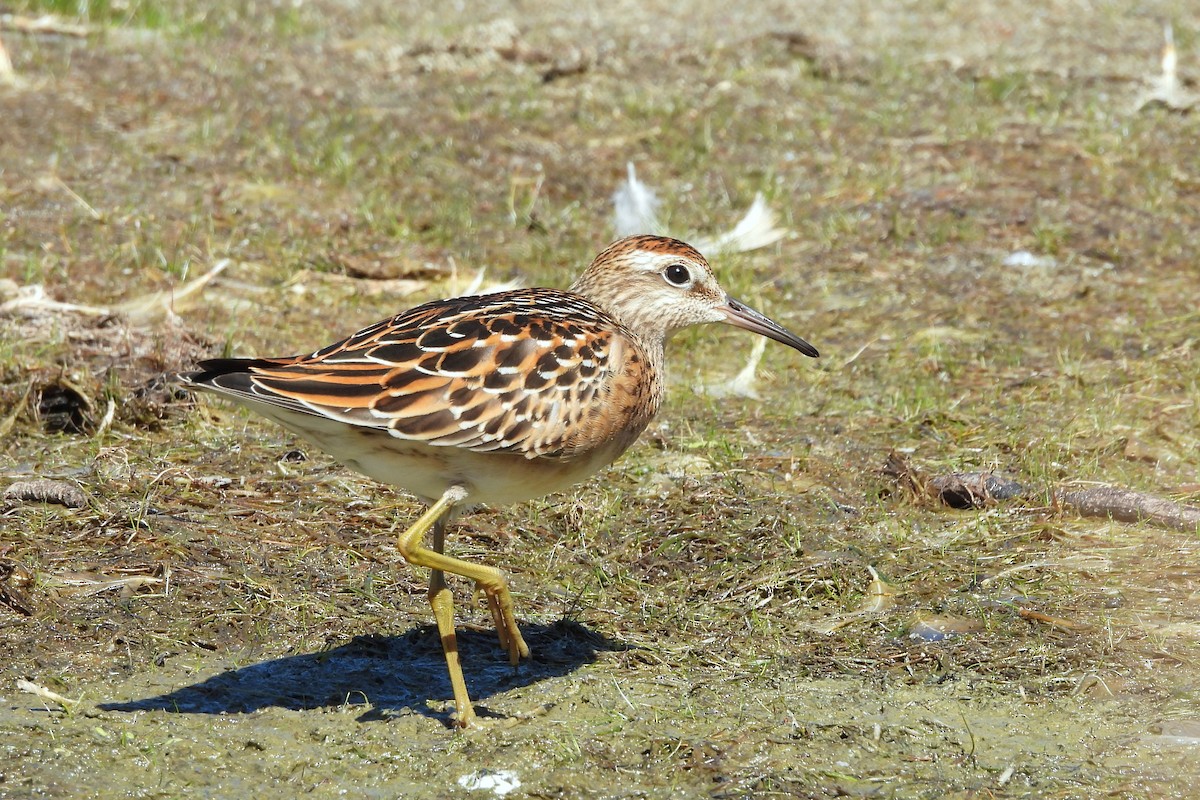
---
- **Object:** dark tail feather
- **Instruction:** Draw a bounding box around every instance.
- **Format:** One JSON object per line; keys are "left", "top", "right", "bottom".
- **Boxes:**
{"left": 182, "top": 357, "right": 299, "bottom": 385}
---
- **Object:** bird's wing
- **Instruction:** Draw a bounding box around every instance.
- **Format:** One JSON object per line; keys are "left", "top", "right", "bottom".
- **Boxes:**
{"left": 185, "top": 290, "right": 635, "bottom": 459}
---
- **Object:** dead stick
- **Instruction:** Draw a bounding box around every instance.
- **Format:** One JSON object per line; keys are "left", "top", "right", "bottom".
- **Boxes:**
{"left": 884, "top": 452, "right": 1200, "bottom": 532}
{"left": 1056, "top": 485, "right": 1200, "bottom": 533}
{"left": 1, "top": 14, "right": 91, "bottom": 38}
{"left": 1016, "top": 607, "right": 1090, "bottom": 631}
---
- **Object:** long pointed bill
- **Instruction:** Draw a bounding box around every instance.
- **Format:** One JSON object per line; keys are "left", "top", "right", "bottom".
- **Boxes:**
{"left": 721, "top": 295, "right": 819, "bottom": 358}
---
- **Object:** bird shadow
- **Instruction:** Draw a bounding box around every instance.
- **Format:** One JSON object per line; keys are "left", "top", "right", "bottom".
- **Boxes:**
{"left": 97, "top": 619, "right": 626, "bottom": 727}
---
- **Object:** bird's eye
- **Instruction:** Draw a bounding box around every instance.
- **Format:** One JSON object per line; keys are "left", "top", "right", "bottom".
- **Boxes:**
{"left": 663, "top": 263, "right": 691, "bottom": 286}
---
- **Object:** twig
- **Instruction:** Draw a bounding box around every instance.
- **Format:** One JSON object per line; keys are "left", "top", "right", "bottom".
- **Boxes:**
{"left": 3, "top": 479, "right": 88, "bottom": 509}
{"left": 2, "top": 260, "right": 232, "bottom": 323}
{"left": 1057, "top": 485, "right": 1200, "bottom": 532}
{"left": 1015, "top": 606, "right": 1090, "bottom": 631}
{"left": 1, "top": 14, "right": 91, "bottom": 38}
{"left": 882, "top": 452, "right": 1200, "bottom": 532}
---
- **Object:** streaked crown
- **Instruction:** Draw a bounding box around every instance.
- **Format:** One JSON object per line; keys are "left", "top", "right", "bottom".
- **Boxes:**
{"left": 569, "top": 235, "right": 728, "bottom": 343}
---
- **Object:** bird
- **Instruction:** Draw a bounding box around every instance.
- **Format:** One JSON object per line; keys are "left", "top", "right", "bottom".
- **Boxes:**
{"left": 181, "top": 234, "right": 818, "bottom": 727}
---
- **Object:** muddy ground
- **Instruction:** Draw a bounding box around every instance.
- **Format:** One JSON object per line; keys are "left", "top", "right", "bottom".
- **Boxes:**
{"left": 2, "top": 1, "right": 1199, "bottom": 798}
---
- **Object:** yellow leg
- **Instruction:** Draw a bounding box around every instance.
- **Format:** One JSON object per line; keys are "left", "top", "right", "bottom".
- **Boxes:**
{"left": 396, "top": 486, "right": 530, "bottom": 726}
{"left": 480, "top": 585, "right": 516, "bottom": 660}
{"left": 401, "top": 489, "right": 473, "bottom": 725}
{"left": 428, "top": 549, "right": 475, "bottom": 728}
{"left": 472, "top": 580, "right": 527, "bottom": 664}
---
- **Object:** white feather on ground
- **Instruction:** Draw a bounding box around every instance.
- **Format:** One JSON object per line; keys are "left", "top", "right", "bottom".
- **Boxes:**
{"left": 1133, "top": 22, "right": 1198, "bottom": 112}
{"left": 698, "top": 336, "right": 767, "bottom": 400}
{"left": 612, "top": 162, "right": 662, "bottom": 236}
{"left": 456, "top": 267, "right": 523, "bottom": 297}
{"left": 0, "top": 31, "right": 17, "bottom": 87}
{"left": 610, "top": 164, "right": 794, "bottom": 399}
{"left": 690, "top": 192, "right": 787, "bottom": 257}
{"left": 612, "top": 163, "right": 788, "bottom": 257}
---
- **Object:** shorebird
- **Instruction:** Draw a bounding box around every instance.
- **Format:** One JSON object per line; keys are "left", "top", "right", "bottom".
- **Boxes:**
{"left": 182, "top": 235, "right": 818, "bottom": 727}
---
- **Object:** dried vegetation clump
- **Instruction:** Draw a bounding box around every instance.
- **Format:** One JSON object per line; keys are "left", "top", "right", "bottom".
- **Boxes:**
{"left": 2, "top": 1, "right": 1200, "bottom": 797}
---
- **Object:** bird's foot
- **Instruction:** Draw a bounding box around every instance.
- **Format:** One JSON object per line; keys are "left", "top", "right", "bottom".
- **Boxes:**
{"left": 476, "top": 582, "right": 530, "bottom": 664}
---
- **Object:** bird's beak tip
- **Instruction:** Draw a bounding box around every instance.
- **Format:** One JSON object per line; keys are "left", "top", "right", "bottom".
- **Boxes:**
{"left": 721, "top": 296, "right": 819, "bottom": 358}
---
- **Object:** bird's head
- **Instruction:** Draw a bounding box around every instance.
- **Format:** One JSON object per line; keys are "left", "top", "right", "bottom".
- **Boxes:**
{"left": 571, "top": 235, "right": 819, "bottom": 357}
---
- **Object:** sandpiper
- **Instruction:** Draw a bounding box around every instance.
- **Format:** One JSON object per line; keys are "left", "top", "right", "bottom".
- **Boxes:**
{"left": 182, "top": 234, "right": 818, "bottom": 726}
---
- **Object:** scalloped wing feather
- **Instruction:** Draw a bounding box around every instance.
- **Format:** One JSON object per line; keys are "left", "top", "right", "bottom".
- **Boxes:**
{"left": 188, "top": 290, "right": 657, "bottom": 461}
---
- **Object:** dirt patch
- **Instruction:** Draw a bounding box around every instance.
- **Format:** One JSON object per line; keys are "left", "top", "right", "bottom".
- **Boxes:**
{"left": 3, "top": 1, "right": 1200, "bottom": 797}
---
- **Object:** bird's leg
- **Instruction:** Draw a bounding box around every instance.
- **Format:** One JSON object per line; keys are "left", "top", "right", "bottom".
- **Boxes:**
{"left": 428, "top": 519, "right": 474, "bottom": 728}
{"left": 477, "top": 575, "right": 529, "bottom": 665}
{"left": 395, "top": 485, "right": 529, "bottom": 726}
{"left": 396, "top": 487, "right": 473, "bottom": 726}
{"left": 478, "top": 587, "right": 511, "bottom": 658}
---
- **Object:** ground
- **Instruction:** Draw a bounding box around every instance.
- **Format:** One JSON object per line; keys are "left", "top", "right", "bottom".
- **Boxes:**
{"left": 2, "top": 1, "right": 1199, "bottom": 798}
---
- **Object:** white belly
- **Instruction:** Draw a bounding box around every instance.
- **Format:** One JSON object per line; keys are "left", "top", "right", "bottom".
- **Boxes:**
{"left": 248, "top": 402, "right": 628, "bottom": 505}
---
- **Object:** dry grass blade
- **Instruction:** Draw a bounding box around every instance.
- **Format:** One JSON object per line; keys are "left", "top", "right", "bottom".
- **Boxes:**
{"left": 1015, "top": 607, "right": 1091, "bottom": 631}
{"left": 0, "top": 382, "right": 30, "bottom": 440}
{"left": 36, "top": 175, "right": 103, "bottom": 221}
{"left": 44, "top": 572, "right": 164, "bottom": 598}
{"left": 979, "top": 555, "right": 1113, "bottom": 587}
{"left": 118, "top": 259, "right": 230, "bottom": 323}
{"left": 817, "top": 565, "right": 897, "bottom": 634}
{"left": 0, "top": 14, "right": 90, "bottom": 37}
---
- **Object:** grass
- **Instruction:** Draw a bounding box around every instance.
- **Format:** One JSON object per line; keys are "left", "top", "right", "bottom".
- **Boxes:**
{"left": 13, "top": 0, "right": 169, "bottom": 27}
{"left": 4, "top": 1, "right": 1200, "bottom": 797}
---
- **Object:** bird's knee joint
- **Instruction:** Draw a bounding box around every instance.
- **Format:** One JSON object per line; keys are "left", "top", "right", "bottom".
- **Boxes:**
{"left": 477, "top": 569, "right": 509, "bottom": 594}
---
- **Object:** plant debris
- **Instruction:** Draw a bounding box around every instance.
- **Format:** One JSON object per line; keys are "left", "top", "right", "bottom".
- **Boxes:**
{"left": 1, "top": 2, "right": 1199, "bottom": 796}
{"left": 884, "top": 452, "right": 1200, "bottom": 532}
{"left": 3, "top": 479, "right": 89, "bottom": 509}
{"left": 1058, "top": 485, "right": 1200, "bottom": 533}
